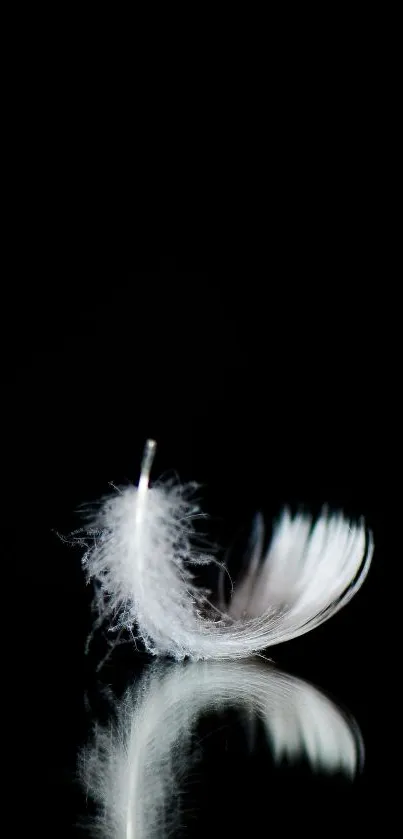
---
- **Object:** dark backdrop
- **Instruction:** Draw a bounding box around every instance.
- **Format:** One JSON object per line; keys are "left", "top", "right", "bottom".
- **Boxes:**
{"left": 3, "top": 4, "right": 399, "bottom": 832}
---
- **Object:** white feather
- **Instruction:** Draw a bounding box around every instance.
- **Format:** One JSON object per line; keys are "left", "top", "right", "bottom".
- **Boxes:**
{"left": 80, "top": 440, "right": 373, "bottom": 660}
{"left": 82, "top": 660, "right": 363, "bottom": 838}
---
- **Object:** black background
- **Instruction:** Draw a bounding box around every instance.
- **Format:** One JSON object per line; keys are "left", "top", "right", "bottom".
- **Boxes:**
{"left": 4, "top": 15, "right": 398, "bottom": 832}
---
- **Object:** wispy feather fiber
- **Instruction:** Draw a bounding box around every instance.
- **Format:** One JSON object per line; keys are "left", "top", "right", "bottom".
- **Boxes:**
{"left": 80, "top": 441, "right": 373, "bottom": 661}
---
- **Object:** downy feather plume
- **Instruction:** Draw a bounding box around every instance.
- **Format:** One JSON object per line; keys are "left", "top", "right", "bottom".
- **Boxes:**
{"left": 81, "top": 660, "right": 363, "bottom": 839}
{"left": 80, "top": 439, "right": 373, "bottom": 661}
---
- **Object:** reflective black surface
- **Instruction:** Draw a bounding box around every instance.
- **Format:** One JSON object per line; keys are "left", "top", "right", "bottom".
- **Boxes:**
{"left": 8, "top": 283, "right": 389, "bottom": 835}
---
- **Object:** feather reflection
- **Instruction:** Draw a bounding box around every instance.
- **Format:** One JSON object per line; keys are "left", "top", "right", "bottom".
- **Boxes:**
{"left": 81, "top": 660, "right": 363, "bottom": 838}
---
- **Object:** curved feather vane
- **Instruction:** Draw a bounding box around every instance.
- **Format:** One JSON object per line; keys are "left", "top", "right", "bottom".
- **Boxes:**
{"left": 81, "top": 440, "right": 373, "bottom": 660}
{"left": 81, "top": 660, "right": 364, "bottom": 839}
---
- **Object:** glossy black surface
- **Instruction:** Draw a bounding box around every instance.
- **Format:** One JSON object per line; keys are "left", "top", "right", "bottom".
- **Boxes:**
{"left": 7, "top": 282, "right": 390, "bottom": 836}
